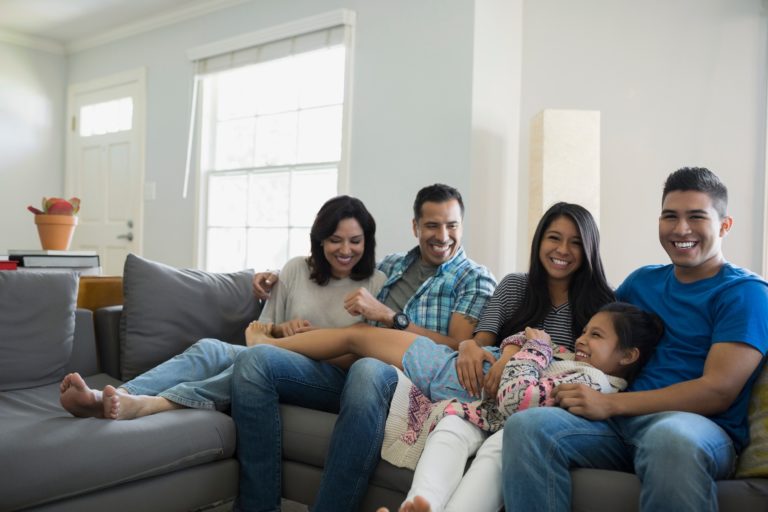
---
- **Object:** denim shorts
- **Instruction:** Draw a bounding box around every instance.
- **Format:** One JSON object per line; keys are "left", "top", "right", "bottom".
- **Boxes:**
{"left": 402, "top": 335, "right": 500, "bottom": 402}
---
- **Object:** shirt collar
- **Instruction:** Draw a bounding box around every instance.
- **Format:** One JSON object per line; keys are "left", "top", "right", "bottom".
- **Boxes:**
{"left": 403, "top": 245, "right": 467, "bottom": 274}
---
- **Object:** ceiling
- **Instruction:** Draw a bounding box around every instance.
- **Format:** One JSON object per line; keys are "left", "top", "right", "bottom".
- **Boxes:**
{"left": 0, "top": 0, "right": 227, "bottom": 44}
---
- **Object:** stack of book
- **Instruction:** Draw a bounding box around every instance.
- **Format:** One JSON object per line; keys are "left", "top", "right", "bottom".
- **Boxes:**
{"left": 0, "top": 253, "right": 17, "bottom": 270}
{"left": 7, "top": 250, "right": 101, "bottom": 276}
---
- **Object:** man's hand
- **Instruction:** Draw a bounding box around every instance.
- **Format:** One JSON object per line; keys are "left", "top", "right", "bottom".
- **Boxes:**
{"left": 273, "top": 318, "right": 313, "bottom": 337}
{"left": 253, "top": 271, "right": 279, "bottom": 300}
{"left": 552, "top": 383, "right": 614, "bottom": 420}
{"left": 456, "top": 338, "right": 497, "bottom": 398}
{"left": 343, "top": 287, "right": 395, "bottom": 324}
{"left": 482, "top": 354, "right": 509, "bottom": 399}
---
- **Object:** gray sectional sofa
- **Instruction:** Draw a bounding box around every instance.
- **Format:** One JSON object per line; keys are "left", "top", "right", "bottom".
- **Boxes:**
{"left": 3, "top": 259, "right": 768, "bottom": 511}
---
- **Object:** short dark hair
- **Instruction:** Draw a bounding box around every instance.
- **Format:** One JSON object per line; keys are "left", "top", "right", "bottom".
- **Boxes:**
{"left": 662, "top": 167, "right": 728, "bottom": 218}
{"left": 307, "top": 195, "right": 377, "bottom": 286}
{"left": 599, "top": 302, "right": 664, "bottom": 382}
{"left": 412, "top": 184, "right": 464, "bottom": 220}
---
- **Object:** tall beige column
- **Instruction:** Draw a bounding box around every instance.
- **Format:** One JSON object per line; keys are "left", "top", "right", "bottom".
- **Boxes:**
{"left": 529, "top": 109, "right": 601, "bottom": 240}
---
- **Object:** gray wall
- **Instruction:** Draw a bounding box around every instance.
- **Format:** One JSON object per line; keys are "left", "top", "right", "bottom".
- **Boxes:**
{"left": 65, "top": 0, "right": 475, "bottom": 268}
{"left": 519, "top": 0, "right": 768, "bottom": 285}
{"left": 0, "top": 42, "right": 67, "bottom": 250}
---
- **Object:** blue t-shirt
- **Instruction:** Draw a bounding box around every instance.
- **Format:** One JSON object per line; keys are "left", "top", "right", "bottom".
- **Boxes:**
{"left": 616, "top": 263, "right": 768, "bottom": 452}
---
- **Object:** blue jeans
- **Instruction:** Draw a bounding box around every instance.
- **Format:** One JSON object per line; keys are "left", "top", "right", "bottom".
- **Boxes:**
{"left": 502, "top": 407, "right": 736, "bottom": 512}
{"left": 231, "top": 347, "right": 398, "bottom": 512}
{"left": 121, "top": 338, "right": 246, "bottom": 410}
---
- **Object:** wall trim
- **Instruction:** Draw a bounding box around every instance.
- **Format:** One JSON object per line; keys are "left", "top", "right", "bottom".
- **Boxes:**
{"left": 0, "top": 28, "right": 65, "bottom": 54}
{"left": 67, "top": 0, "right": 251, "bottom": 54}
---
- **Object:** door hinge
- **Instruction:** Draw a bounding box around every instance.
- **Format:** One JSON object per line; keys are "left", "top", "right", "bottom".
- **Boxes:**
{"left": 71, "top": 116, "right": 77, "bottom": 132}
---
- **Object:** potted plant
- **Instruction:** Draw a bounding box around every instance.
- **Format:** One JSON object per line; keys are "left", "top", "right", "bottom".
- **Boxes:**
{"left": 27, "top": 197, "right": 81, "bottom": 250}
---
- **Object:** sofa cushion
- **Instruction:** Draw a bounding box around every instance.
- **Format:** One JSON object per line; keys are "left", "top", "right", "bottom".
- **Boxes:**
{"left": 121, "top": 254, "right": 261, "bottom": 379}
{"left": 0, "top": 373, "right": 236, "bottom": 511}
{"left": 0, "top": 271, "right": 78, "bottom": 391}
{"left": 736, "top": 362, "right": 768, "bottom": 477}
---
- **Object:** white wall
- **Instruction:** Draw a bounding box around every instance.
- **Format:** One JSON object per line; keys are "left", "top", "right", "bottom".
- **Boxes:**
{"left": 518, "top": 0, "right": 768, "bottom": 286}
{"left": 65, "top": 0, "right": 475, "bottom": 268}
{"left": 0, "top": 42, "right": 67, "bottom": 251}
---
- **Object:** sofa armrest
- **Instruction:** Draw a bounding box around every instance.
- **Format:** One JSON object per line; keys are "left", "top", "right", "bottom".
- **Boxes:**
{"left": 95, "top": 305, "right": 123, "bottom": 380}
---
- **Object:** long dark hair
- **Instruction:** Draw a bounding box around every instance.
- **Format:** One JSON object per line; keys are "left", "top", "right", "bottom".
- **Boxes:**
{"left": 599, "top": 302, "right": 664, "bottom": 382}
{"left": 499, "top": 202, "right": 615, "bottom": 340}
{"left": 307, "top": 195, "right": 377, "bottom": 286}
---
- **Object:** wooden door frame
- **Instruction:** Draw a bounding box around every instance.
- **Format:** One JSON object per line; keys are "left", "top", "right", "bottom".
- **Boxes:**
{"left": 65, "top": 67, "right": 147, "bottom": 256}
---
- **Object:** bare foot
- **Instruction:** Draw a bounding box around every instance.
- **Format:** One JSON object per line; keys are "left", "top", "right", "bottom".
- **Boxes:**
{"left": 400, "top": 496, "right": 432, "bottom": 512}
{"left": 245, "top": 321, "right": 275, "bottom": 347}
{"left": 60, "top": 372, "right": 105, "bottom": 418}
{"left": 103, "top": 386, "right": 182, "bottom": 420}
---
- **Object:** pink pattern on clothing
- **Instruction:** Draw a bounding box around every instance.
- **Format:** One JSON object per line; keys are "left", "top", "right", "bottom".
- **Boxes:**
{"left": 401, "top": 383, "right": 435, "bottom": 445}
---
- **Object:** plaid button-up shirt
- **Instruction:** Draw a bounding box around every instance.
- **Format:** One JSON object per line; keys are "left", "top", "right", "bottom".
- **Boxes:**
{"left": 375, "top": 246, "right": 496, "bottom": 335}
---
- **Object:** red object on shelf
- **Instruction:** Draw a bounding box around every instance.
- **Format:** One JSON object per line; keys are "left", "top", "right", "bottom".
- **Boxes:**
{"left": 0, "top": 260, "right": 19, "bottom": 270}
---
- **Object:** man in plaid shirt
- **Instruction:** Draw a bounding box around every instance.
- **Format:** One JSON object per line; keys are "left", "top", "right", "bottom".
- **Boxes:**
{"left": 236, "top": 184, "right": 496, "bottom": 512}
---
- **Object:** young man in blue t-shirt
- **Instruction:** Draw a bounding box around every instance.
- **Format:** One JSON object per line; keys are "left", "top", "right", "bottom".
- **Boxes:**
{"left": 502, "top": 167, "right": 768, "bottom": 512}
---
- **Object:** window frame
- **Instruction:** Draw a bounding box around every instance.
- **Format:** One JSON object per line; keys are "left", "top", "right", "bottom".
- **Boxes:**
{"left": 187, "top": 9, "right": 356, "bottom": 270}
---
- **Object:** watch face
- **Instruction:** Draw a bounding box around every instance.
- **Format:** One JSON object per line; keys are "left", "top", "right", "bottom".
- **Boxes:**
{"left": 394, "top": 313, "right": 409, "bottom": 329}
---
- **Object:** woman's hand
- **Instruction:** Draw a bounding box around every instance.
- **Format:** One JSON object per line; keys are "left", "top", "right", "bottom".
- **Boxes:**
{"left": 273, "top": 318, "right": 313, "bottom": 337}
{"left": 456, "top": 339, "right": 497, "bottom": 398}
{"left": 252, "top": 271, "right": 280, "bottom": 300}
{"left": 524, "top": 327, "right": 552, "bottom": 346}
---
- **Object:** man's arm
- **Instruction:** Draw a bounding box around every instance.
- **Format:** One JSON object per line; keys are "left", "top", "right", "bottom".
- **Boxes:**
{"left": 344, "top": 288, "right": 479, "bottom": 349}
{"left": 404, "top": 311, "right": 478, "bottom": 350}
{"left": 554, "top": 342, "right": 764, "bottom": 420}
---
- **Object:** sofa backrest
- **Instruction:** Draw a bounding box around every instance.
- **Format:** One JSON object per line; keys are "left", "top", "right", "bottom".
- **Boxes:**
{"left": 64, "top": 309, "right": 101, "bottom": 377}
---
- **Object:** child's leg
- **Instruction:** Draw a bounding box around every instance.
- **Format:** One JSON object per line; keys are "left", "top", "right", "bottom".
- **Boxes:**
{"left": 250, "top": 323, "right": 418, "bottom": 369}
{"left": 444, "top": 429, "right": 504, "bottom": 512}
{"left": 405, "top": 415, "right": 487, "bottom": 512}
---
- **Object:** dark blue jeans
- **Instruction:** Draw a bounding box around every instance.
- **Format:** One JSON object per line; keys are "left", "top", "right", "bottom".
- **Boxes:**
{"left": 502, "top": 407, "right": 736, "bottom": 512}
{"left": 231, "top": 346, "right": 398, "bottom": 512}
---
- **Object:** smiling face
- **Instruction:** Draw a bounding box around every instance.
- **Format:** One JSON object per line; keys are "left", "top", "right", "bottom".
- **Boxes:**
{"left": 573, "top": 311, "right": 635, "bottom": 376}
{"left": 413, "top": 199, "right": 463, "bottom": 266}
{"left": 322, "top": 217, "right": 365, "bottom": 279}
{"left": 538, "top": 215, "right": 584, "bottom": 285}
{"left": 658, "top": 190, "right": 732, "bottom": 282}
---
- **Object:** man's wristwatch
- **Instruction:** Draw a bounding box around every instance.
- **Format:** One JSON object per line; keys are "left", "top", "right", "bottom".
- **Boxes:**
{"left": 392, "top": 312, "right": 410, "bottom": 330}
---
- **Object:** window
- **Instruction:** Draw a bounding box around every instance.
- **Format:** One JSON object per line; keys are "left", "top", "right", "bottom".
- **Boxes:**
{"left": 190, "top": 15, "right": 353, "bottom": 272}
{"left": 79, "top": 97, "right": 133, "bottom": 137}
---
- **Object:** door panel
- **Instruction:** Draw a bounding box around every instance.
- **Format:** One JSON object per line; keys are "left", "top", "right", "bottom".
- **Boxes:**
{"left": 66, "top": 69, "right": 145, "bottom": 276}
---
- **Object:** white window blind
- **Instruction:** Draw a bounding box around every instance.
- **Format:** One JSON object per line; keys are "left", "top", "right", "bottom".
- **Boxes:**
{"left": 186, "top": 10, "right": 355, "bottom": 272}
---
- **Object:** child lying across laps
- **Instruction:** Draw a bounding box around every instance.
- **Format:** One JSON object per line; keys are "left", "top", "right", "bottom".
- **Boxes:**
{"left": 381, "top": 301, "right": 663, "bottom": 472}
{"left": 394, "top": 302, "right": 661, "bottom": 512}
{"left": 248, "top": 302, "right": 663, "bottom": 512}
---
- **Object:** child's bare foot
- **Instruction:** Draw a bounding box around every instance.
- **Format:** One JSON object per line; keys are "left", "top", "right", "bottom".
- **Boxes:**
{"left": 103, "top": 386, "right": 182, "bottom": 420}
{"left": 60, "top": 372, "right": 105, "bottom": 418}
{"left": 400, "top": 496, "right": 432, "bottom": 512}
{"left": 245, "top": 321, "right": 275, "bottom": 347}
{"left": 376, "top": 496, "right": 432, "bottom": 512}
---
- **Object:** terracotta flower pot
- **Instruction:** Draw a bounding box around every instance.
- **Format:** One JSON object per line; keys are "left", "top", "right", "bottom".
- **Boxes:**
{"left": 35, "top": 214, "right": 78, "bottom": 251}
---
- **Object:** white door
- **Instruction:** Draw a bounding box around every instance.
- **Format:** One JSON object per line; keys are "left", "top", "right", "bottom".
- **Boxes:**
{"left": 66, "top": 69, "right": 146, "bottom": 276}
